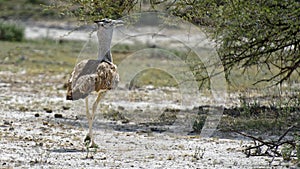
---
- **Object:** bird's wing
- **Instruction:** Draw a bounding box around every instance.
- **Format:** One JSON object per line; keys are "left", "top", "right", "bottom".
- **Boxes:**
{"left": 73, "top": 74, "right": 97, "bottom": 95}
{"left": 66, "top": 59, "right": 100, "bottom": 100}
{"left": 69, "top": 60, "right": 100, "bottom": 86}
{"left": 66, "top": 60, "right": 119, "bottom": 100}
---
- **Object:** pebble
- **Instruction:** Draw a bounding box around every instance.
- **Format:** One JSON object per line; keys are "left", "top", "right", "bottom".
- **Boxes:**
{"left": 118, "top": 106, "right": 125, "bottom": 111}
{"left": 44, "top": 107, "right": 53, "bottom": 113}
{"left": 19, "top": 106, "right": 29, "bottom": 112}
{"left": 3, "top": 120, "right": 10, "bottom": 125}
{"left": 100, "top": 156, "right": 107, "bottom": 160}
{"left": 54, "top": 114, "right": 63, "bottom": 118}
{"left": 62, "top": 105, "right": 70, "bottom": 110}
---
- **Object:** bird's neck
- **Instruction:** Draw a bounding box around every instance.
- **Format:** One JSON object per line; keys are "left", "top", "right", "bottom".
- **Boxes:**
{"left": 97, "top": 27, "right": 113, "bottom": 61}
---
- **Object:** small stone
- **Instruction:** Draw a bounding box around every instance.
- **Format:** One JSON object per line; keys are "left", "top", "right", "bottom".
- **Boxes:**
{"left": 43, "top": 107, "right": 53, "bottom": 113}
{"left": 118, "top": 106, "right": 125, "bottom": 111}
{"left": 3, "top": 120, "right": 10, "bottom": 125}
{"left": 100, "top": 156, "right": 107, "bottom": 160}
{"left": 62, "top": 106, "right": 70, "bottom": 110}
{"left": 34, "top": 113, "right": 40, "bottom": 117}
{"left": 54, "top": 114, "right": 63, "bottom": 118}
{"left": 19, "top": 106, "right": 29, "bottom": 112}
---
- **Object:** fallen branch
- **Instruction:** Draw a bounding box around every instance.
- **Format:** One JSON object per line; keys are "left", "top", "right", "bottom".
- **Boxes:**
{"left": 230, "top": 125, "right": 299, "bottom": 165}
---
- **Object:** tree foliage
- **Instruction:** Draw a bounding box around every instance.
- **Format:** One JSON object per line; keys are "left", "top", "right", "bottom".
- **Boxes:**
{"left": 48, "top": 0, "right": 300, "bottom": 84}
{"left": 155, "top": 0, "right": 300, "bottom": 84}
{"left": 213, "top": 0, "right": 300, "bottom": 84}
{"left": 47, "top": 0, "right": 138, "bottom": 21}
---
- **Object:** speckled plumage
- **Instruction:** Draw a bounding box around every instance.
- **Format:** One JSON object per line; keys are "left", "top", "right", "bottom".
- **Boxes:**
{"left": 66, "top": 60, "right": 119, "bottom": 100}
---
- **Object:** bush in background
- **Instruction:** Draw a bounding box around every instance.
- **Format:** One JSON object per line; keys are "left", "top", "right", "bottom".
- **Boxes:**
{"left": 0, "top": 21, "right": 24, "bottom": 42}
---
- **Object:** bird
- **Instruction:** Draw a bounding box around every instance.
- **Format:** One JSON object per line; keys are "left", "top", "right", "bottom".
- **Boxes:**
{"left": 66, "top": 19, "right": 122, "bottom": 148}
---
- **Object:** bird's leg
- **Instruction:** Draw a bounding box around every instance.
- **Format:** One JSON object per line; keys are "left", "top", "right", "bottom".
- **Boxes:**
{"left": 84, "top": 97, "right": 93, "bottom": 146}
{"left": 88, "top": 90, "right": 106, "bottom": 148}
{"left": 92, "top": 90, "right": 106, "bottom": 121}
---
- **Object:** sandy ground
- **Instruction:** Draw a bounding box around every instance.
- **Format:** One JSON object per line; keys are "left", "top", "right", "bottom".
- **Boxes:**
{"left": 0, "top": 71, "right": 298, "bottom": 169}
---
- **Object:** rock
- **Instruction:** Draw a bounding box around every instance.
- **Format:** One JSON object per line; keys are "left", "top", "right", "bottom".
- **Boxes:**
{"left": 34, "top": 113, "right": 40, "bottom": 117}
{"left": 150, "top": 127, "right": 167, "bottom": 133}
{"left": 54, "top": 114, "right": 63, "bottom": 118}
{"left": 3, "top": 120, "right": 10, "bottom": 125}
{"left": 100, "top": 156, "right": 107, "bottom": 160}
{"left": 43, "top": 107, "right": 53, "bottom": 113}
{"left": 118, "top": 106, "right": 125, "bottom": 111}
{"left": 19, "top": 106, "right": 29, "bottom": 112}
{"left": 62, "top": 105, "right": 70, "bottom": 110}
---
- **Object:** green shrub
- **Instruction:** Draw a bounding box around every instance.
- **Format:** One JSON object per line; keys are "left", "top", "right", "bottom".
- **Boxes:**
{"left": 192, "top": 115, "right": 207, "bottom": 133}
{"left": 0, "top": 21, "right": 24, "bottom": 42}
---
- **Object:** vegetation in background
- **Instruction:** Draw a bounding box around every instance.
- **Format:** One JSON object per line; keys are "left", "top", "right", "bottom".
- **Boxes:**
{"left": 45, "top": 0, "right": 139, "bottom": 22}
{"left": 0, "top": 20, "right": 24, "bottom": 41}
{"left": 1, "top": 0, "right": 299, "bottom": 87}
{"left": 0, "top": 39, "right": 80, "bottom": 74}
{"left": 225, "top": 93, "right": 299, "bottom": 134}
{"left": 129, "top": 68, "right": 178, "bottom": 89}
{"left": 47, "top": 0, "right": 300, "bottom": 86}
{"left": 151, "top": 0, "right": 300, "bottom": 85}
{"left": 0, "top": 0, "right": 63, "bottom": 21}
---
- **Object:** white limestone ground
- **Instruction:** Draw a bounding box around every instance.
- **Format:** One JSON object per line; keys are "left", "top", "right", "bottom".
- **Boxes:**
{"left": 0, "top": 108, "right": 285, "bottom": 169}
{"left": 0, "top": 72, "right": 295, "bottom": 169}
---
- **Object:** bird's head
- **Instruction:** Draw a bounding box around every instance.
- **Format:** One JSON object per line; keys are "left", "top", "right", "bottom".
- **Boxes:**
{"left": 94, "top": 19, "right": 124, "bottom": 28}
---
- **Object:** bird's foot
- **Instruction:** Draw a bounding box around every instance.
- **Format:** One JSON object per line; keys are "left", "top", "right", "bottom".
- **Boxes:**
{"left": 84, "top": 135, "right": 91, "bottom": 146}
{"left": 84, "top": 134, "right": 99, "bottom": 158}
{"left": 89, "top": 141, "right": 99, "bottom": 149}
{"left": 84, "top": 135, "right": 99, "bottom": 148}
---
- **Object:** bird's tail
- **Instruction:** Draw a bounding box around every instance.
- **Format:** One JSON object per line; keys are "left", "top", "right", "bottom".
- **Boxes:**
{"left": 66, "top": 83, "right": 89, "bottom": 100}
